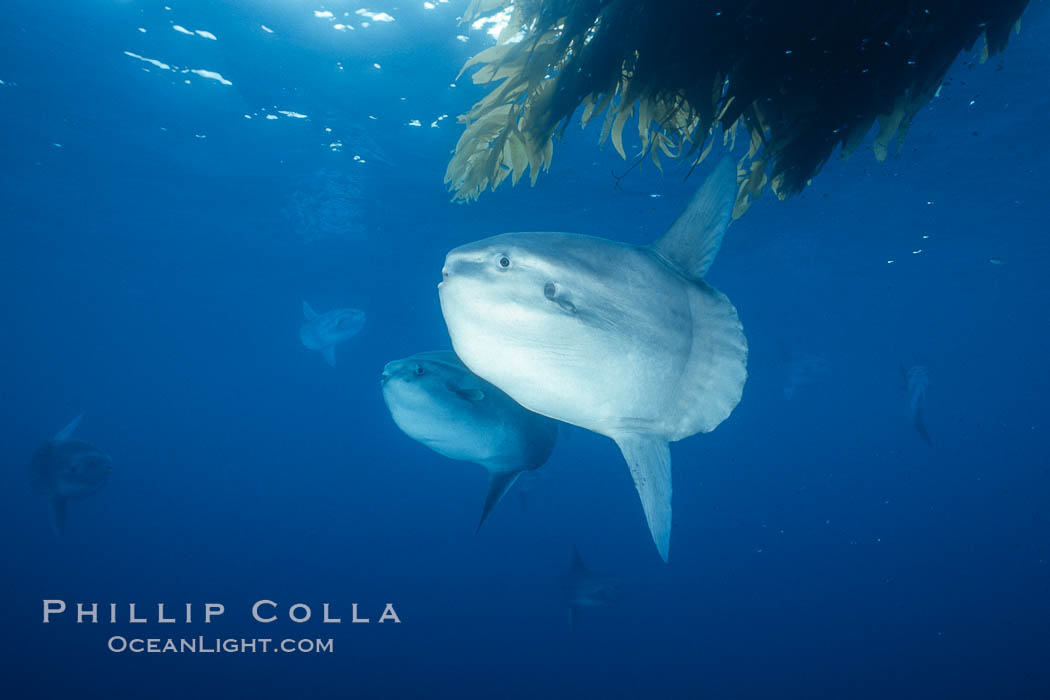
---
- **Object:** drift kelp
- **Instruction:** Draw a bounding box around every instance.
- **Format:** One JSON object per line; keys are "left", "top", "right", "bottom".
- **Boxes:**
{"left": 446, "top": 0, "right": 1029, "bottom": 215}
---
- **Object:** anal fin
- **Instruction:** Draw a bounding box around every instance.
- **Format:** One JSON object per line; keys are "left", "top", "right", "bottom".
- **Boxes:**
{"left": 49, "top": 498, "right": 68, "bottom": 536}
{"left": 322, "top": 345, "right": 337, "bottom": 367}
{"left": 476, "top": 470, "right": 522, "bottom": 533}
{"left": 614, "top": 435, "right": 672, "bottom": 562}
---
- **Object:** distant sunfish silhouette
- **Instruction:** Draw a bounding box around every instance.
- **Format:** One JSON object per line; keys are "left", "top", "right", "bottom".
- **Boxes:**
{"left": 27, "top": 414, "right": 112, "bottom": 535}
{"left": 905, "top": 365, "right": 931, "bottom": 444}
{"left": 438, "top": 159, "right": 747, "bottom": 561}
{"left": 559, "top": 545, "right": 619, "bottom": 632}
{"left": 300, "top": 301, "right": 365, "bottom": 367}
{"left": 381, "top": 351, "right": 558, "bottom": 531}
{"left": 783, "top": 351, "right": 828, "bottom": 400}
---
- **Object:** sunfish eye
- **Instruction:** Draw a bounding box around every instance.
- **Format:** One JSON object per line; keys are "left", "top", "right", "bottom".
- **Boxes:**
{"left": 497, "top": 255, "right": 511, "bottom": 269}
{"left": 544, "top": 282, "right": 556, "bottom": 299}
{"left": 414, "top": 365, "right": 425, "bottom": 376}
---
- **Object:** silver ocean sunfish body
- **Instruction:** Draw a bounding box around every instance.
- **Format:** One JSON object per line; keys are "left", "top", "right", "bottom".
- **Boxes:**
{"left": 27, "top": 414, "right": 112, "bottom": 535}
{"left": 300, "top": 301, "right": 365, "bottom": 367}
{"left": 381, "top": 350, "right": 558, "bottom": 530}
{"left": 438, "top": 159, "right": 747, "bottom": 561}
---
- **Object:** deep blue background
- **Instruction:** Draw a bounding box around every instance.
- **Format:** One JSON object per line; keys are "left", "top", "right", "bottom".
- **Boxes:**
{"left": 1, "top": 1, "right": 1048, "bottom": 698}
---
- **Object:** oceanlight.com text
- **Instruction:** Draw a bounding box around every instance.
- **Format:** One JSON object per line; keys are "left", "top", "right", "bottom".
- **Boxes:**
{"left": 107, "top": 636, "right": 334, "bottom": 654}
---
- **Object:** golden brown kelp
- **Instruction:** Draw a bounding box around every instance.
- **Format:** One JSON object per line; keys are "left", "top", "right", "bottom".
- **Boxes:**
{"left": 446, "top": 0, "right": 1029, "bottom": 215}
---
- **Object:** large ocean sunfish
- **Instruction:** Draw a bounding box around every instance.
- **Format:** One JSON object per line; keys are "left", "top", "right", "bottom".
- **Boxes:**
{"left": 300, "top": 301, "right": 365, "bottom": 367}
{"left": 28, "top": 414, "right": 112, "bottom": 535}
{"left": 381, "top": 350, "right": 558, "bottom": 530}
{"left": 438, "top": 159, "right": 748, "bottom": 561}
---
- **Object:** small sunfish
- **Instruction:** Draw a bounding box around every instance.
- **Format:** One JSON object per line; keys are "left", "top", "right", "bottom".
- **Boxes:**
{"left": 381, "top": 350, "right": 558, "bottom": 531}
{"left": 783, "top": 351, "right": 828, "bottom": 400}
{"left": 27, "top": 414, "right": 112, "bottom": 535}
{"left": 300, "top": 301, "right": 365, "bottom": 367}
{"left": 905, "top": 365, "right": 931, "bottom": 445}
{"left": 558, "top": 545, "right": 620, "bottom": 632}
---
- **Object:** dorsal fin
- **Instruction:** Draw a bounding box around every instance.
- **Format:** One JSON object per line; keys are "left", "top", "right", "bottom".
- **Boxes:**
{"left": 570, "top": 544, "right": 587, "bottom": 572}
{"left": 303, "top": 301, "right": 320, "bottom": 321}
{"left": 55, "top": 414, "right": 83, "bottom": 442}
{"left": 651, "top": 157, "right": 736, "bottom": 280}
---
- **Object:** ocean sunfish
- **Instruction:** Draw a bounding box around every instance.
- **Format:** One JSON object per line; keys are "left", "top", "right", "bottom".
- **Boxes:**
{"left": 783, "top": 351, "right": 828, "bottom": 400}
{"left": 438, "top": 159, "right": 747, "bottom": 561}
{"left": 300, "top": 301, "right": 365, "bottom": 367}
{"left": 380, "top": 350, "right": 558, "bottom": 531}
{"left": 905, "top": 364, "right": 931, "bottom": 444}
{"left": 27, "top": 414, "right": 112, "bottom": 535}
{"left": 558, "top": 545, "right": 619, "bottom": 632}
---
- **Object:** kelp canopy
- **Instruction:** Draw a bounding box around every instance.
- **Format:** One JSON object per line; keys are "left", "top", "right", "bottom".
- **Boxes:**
{"left": 446, "top": 0, "right": 1029, "bottom": 215}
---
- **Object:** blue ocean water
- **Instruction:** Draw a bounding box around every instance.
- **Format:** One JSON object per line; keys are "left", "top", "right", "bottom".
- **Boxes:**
{"left": 2, "top": 1, "right": 1048, "bottom": 698}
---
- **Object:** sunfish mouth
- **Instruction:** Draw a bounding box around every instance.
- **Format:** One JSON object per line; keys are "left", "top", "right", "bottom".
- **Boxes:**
{"left": 440, "top": 247, "right": 487, "bottom": 287}
{"left": 380, "top": 362, "right": 395, "bottom": 384}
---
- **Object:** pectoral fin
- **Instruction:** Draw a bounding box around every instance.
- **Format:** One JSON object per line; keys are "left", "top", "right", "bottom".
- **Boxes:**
{"left": 476, "top": 470, "right": 521, "bottom": 533}
{"left": 49, "top": 498, "right": 68, "bottom": 536}
{"left": 322, "top": 346, "right": 337, "bottom": 367}
{"left": 450, "top": 385, "right": 485, "bottom": 402}
{"left": 614, "top": 435, "right": 672, "bottom": 562}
